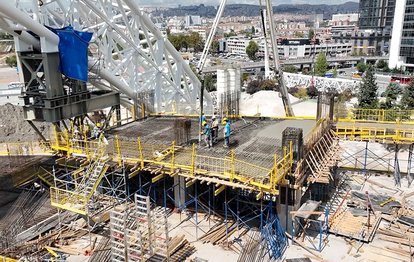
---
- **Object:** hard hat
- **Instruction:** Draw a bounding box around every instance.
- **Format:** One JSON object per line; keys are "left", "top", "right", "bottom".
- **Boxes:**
{"left": 212, "top": 115, "right": 216, "bottom": 120}
{"left": 202, "top": 121, "right": 207, "bottom": 126}
{"left": 96, "top": 123, "right": 101, "bottom": 127}
{"left": 222, "top": 117, "right": 228, "bottom": 122}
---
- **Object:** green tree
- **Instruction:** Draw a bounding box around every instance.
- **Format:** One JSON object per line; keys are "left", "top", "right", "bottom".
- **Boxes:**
{"left": 246, "top": 40, "right": 259, "bottom": 61}
{"left": 188, "top": 32, "right": 203, "bottom": 52}
{"left": 259, "top": 79, "right": 278, "bottom": 91}
{"left": 308, "top": 29, "right": 315, "bottom": 40}
{"left": 333, "top": 66, "right": 338, "bottom": 78}
{"left": 307, "top": 85, "right": 318, "bottom": 98}
{"left": 242, "top": 72, "right": 249, "bottom": 82}
{"left": 5, "top": 55, "right": 17, "bottom": 68}
{"left": 294, "top": 88, "right": 308, "bottom": 99}
{"left": 376, "top": 59, "right": 388, "bottom": 70}
{"left": 282, "top": 65, "right": 298, "bottom": 73}
{"left": 224, "top": 31, "right": 237, "bottom": 38}
{"left": 358, "top": 66, "right": 378, "bottom": 109}
{"left": 203, "top": 74, "right": 216, "bottom": 92}
{"left": 356, "top": 62, "right": 368, "bottom": 73}
{"left": 401, "top": 81, "right": 414, "bottom": 109}
{"left": 314, "top": 52, "right": 328, "bottom": 77}
{"left": 380, "top": 83, "right": 402, "bottom": 109}
{"left": 210, "top": 40, "right": 219, "bottom": 53}
{"left": 246, "top": 80, "right": 261, "bottom": 94}
{"left": 168, "top": 34, "right": 183, "bottom": 51}
{"left": 294, "top": 31, "right": 304, "bottom": 38}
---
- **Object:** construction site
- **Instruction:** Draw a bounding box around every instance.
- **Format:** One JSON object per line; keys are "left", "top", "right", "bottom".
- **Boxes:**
{"left": 1, "top": 0, "right": 414, "bottom": 262}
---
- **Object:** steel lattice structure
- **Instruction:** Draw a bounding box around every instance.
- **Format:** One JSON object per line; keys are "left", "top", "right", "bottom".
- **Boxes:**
{"left": 0, "top": 0, "right": 212, "bottom": 114}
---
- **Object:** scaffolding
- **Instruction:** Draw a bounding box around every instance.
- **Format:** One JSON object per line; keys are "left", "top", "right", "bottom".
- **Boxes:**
{"left": 109, "top": 194, "right": 168, "bottom": 261}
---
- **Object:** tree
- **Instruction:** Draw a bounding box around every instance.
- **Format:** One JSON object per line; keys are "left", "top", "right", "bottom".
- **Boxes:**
{"left": 307, "top": 85, "right": 318, "bottom": 98}
{"left": 242, "top": 72, "right": 249, "bottom": 82}
{"left": 203, "top": 74, "right": 216, "bottom": 92}
{"left": 401, "top": 81, "right": 414, "bottom": 109}
{"left": 224, "top": 31, "right": 237, "bottom": 38}
{"left": 314, "top": 52, "right": 328, "bottom": 77}
{"left": 294, "top": 88, "right": 308, "bottom": 99}
{"left": 376, "top": 59, "right": 388, "bottom": 70}
{"left": 294, "top": 31, "right": 304, "bottom": 38}
{"left": 308, "top": 29, "right": 315, "bottom": 40}
{"left": 246, "top": 80, "right": 261, "bottom": 94}
{"left": 356, "top": 62, "right": 368, "bottom": 73}
{"left": 380, "top": 83, "right": 402, "bottom": 109}
{"left": 259, "top": 79, "right": 278, "bottom": 91}
{"left": 333, "top": 66, "right": 338, "bottom": 78}
{"left": 251, "top": 26, "right": 255, "bottom": 34}
{"left": 210, "top": 40, "right": 219, "bottom": 53}
{"left": 282, "top": 65, "right": 298, "bottom": 73}
{"left": 188, "top": 32, "right": 203, "bottom": 52}
{"left": 5, "top": 55, "right": 17, "bottom": 68}
{"left": 358, "top": 65, "right": 378, "bottom": 109}
{"left": 246, "top": 40, "right": 259, "bottom": 61}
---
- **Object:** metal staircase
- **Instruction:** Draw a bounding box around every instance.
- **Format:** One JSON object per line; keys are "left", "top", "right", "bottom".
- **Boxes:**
{"left": 50, "top": 143, "right": 110, "bottom": 215}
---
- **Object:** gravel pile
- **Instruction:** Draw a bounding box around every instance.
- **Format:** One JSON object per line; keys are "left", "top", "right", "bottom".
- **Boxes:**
{"left": 0, "top": 103, "right": 50, "bottom": 143}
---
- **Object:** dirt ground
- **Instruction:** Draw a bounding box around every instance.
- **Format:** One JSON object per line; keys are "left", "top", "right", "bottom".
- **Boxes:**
{"left": 0, "top": 103, "right": 50, "bottom": 143}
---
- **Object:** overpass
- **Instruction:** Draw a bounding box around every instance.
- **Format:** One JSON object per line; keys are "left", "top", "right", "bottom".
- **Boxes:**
{"left": 203, "top": 56, "right": 386, "bottom": 73}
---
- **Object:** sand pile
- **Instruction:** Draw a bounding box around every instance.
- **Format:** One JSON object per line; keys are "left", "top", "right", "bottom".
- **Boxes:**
{"left": 239, "top": 90, "right": 317, "bottom": 117}
{"left": 0, "top": 103, "right": 50, "bottom": 143}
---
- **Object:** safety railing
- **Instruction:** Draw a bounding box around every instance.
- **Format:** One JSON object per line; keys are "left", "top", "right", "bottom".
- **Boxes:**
{"left": 48, "top": 133, "right": 294, "bottom": 195}
{"left": 0, "top": 255, "right": 19, "bottom": 262}
{"left": 335, "top": 125, "right": 414, "bottom": 143}
{"left": 336, "top": 108, "right": 414, "bottom": 124}
{"left": 50, "top": 187, "right": 88, "bottom": 215}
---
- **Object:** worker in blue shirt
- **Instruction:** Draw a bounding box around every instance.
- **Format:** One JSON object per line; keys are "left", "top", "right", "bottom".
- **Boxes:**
{"left": 223, "top": 118, "right": 231, "bottom": 148}
{"left": 202, "top": 121, "right": 212, "bottom": 148}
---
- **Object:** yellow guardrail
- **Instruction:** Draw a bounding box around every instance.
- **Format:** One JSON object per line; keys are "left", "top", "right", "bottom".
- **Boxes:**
{"left": 335, "top": 125, "right": 414, "bottom": 143}
{"left": 50, "top": 187, "right": 88, "bottom": 215}
{"left": 51, "top": 132, "right": 293, "bottom": 196}
{"left": 336, "top": 108, "right": 414, "bottom": 124}
{"left": 0, "top": 255, "right": 19, "bottom": 262}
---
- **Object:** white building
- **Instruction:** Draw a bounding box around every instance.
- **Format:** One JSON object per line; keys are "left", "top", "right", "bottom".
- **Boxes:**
{"left": 224, "top": 37, "right": 352, "bottom": 58}
{"left": 185, "top": 15, "right": 201, "bottom": 27}
{"left": 331, "top": 13, "right": 359, "bottom": 25}
{"left": 226, "top": 37, "right": 251, "bottom": 56}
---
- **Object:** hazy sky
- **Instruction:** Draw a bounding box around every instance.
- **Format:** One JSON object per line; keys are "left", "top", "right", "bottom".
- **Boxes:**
{"left": 139, "top": 0, "right": 358, "bottom": 7}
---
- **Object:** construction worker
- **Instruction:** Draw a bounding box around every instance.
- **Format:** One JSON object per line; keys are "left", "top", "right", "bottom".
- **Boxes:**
{"left": 93, "top": 122, "right": 101, "bottom": 139}
{"left": 202, "top": 121, "right": 212, "bottom": 148}
{"left": 223, "top": 117, "right": 231, "bottom": 148}
{"left": 199, "top": 112, "right": 206, "bottom": 127}
{"left": 211, "top": 115, "right": 219, "bottom": 144}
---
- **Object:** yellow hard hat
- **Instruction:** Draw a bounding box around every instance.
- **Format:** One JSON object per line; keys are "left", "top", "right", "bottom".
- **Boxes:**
{"left": 222, "top": 117, "right": 228, "bottom": 123}
{"left": 96, "top": 123, "right": 101, "bottom": 127}
{"left": 202, "top": 121, "right": 207, "bottom": 126}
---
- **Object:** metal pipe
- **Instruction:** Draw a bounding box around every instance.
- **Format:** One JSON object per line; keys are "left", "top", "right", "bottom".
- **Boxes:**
{"left": 122, "top": 0, "right": 211, "bottom": 103}
{"left": 0, "top": 2, "right": 59, "bottom": 47}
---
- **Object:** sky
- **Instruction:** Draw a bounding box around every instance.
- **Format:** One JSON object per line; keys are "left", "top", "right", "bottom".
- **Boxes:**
{"left": 139, "top": 0, "right": 358, "bottom": 7}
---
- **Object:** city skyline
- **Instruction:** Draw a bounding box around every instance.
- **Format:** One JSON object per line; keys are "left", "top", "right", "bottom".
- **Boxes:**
{"left": 139, "top": 0, "right": 358, "bottom": 7}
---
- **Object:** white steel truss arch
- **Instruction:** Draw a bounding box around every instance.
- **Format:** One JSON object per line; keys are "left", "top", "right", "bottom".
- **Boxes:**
{"left": 283, "top": 72, "right": 360, "bottom": 93}
{"left": 1, "top": 0, "right": 212, "bottom": 114}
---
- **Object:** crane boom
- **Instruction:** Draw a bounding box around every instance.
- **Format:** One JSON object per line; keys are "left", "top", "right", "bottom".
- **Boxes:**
{"left": 264, "top": 0, "right": 294, "bottom": 116}
{"left": 197, "top": 0, "right": 227, "bottom": 73}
